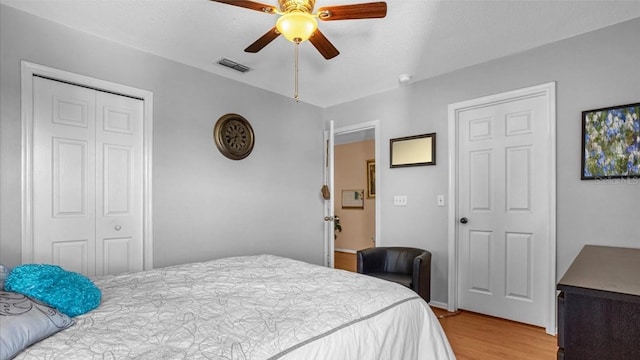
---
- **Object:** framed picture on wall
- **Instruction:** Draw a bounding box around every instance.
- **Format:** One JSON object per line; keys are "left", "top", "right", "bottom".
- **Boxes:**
{"left": 581, "top": 103, "right": 640, "bottom": 179}
{"left": 366, "top": 159, "right": 375, "bottom": 198}
{"left": 390, "top": 133, "right": 436, "bottom": 168}
{"left": 342, "top": 189, "right": 364, "bottom": 209}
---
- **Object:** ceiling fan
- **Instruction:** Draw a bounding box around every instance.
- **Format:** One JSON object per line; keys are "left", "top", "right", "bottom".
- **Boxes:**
{"left": 210, "top": 0, "right": 388, "bottom": 60}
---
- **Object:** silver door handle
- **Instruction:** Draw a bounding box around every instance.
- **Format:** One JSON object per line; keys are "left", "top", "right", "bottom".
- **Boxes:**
{"left": 115, "top": 225, "right": 122, "bottom": 231}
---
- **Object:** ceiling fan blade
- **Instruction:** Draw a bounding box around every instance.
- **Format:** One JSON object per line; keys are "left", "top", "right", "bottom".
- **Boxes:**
{"left": 209, "top": 0, "right": 277, "bottom": 14}
{"left": 317, "top": 2, "right": 387, "bottom": 21}
{"left": 309, "top": 30, "right": 340, "bottom": 60}
{"left": 245, "top": 27, "right": 281, "bottom": 53}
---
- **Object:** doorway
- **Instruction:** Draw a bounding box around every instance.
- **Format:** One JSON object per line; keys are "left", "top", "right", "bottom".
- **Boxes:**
{"left": 334, "top": 129, "right": 375, "bottom": 271}
{"left": 325, "top": 121, "right": 380, "bottom": 271}
{"left": 21, "top": 61, "right": 154, "bottom": 275}
{"left": 447, "top": 83, "right": 556, "bottom": 334}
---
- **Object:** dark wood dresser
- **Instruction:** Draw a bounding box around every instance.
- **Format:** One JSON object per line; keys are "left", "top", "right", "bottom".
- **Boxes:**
{"left": 557, "top": 245, "right": 640, "bottom": 360}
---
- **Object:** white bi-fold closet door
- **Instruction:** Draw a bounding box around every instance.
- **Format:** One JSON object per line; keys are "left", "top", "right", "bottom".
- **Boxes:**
{"left": 32, "top": 76, "right": 143, "bottom": 276}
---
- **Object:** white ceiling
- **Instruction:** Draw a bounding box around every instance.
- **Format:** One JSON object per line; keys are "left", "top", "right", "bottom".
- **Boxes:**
{"left": 3, "top": 0, "right": 640, "bottom": 107}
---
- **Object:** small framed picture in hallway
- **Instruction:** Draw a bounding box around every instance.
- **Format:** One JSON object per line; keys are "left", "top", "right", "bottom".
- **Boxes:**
{"left": 366, "top": 159, "right": 375, "bottom": 198}
{"left": 342, "top": 189, "right": 364, "bottom": 209}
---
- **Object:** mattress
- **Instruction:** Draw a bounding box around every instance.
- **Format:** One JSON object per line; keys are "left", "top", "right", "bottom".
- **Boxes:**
{"left": 14, "top": 254, "right": 455, "bottom": 359}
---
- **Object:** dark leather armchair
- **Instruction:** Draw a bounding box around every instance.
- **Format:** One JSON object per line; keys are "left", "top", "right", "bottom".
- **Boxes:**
{"left": 357, "top": 247, "right": 431, "bottom": 303}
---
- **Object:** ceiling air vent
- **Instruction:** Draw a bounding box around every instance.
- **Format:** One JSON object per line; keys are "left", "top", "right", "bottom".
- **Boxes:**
{"left": 217, "top": 58, "right": 251, "bottom": 73}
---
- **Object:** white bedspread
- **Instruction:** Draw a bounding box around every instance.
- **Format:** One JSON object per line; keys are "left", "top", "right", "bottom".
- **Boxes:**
{"left": 15, "top": 255, "right": 455, "bottom": 359}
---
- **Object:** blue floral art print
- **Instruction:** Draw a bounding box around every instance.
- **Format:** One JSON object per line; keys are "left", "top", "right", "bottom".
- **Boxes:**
{"left": 582, "top": 103, "right": 640, "bottom": 179}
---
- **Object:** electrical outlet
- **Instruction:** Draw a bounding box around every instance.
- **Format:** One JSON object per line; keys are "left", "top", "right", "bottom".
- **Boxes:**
{"left": 393, "top": 195, "right": 408, "bottom": 206}
{"left": 437, "top": 195, "right": 445, "bottom": 207}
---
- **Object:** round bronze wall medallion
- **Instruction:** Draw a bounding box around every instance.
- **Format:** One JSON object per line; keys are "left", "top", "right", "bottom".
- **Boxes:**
{"left": 213, "top": 113, "right": 255, "bottom": 160}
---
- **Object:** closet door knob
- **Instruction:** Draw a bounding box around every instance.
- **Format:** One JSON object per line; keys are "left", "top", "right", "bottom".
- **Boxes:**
{"left": 459, "top": 217, "right": 468, "bottom": 224}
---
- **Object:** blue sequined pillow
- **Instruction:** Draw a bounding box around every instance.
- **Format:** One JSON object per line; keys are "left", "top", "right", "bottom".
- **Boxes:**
{"left": 5, "top": 264, "right": 101, "bottom": 317}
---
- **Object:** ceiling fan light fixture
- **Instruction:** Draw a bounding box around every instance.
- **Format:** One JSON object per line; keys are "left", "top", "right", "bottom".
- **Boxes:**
{"left": 276, "top": 11, "right": 318, "bottom": 43}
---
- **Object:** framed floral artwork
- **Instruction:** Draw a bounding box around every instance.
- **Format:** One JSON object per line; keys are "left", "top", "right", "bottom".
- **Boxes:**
{"left": 581, "top": 103, "right": 640, "bottom": 179}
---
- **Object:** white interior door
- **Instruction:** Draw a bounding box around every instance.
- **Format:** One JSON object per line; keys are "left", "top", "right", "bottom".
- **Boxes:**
{"left": 95, "top": 91, "right": 144, "bottom": 275}
{"left": 323, "top": 120, "right": 335, "bottom": 268}
{"left": 33, "top": 78, "right": 97, "bottom": 275}
{"left": 450, "top": 83, "right": 556, "bottom": 331}
{"left": 32, "top": 76, "right": 143, "bottom": 276}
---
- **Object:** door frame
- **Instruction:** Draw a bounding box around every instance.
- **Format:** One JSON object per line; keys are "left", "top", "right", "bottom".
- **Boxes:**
{"left": 20, "top": 61, "right": 154, "bottom": 271}
{"left": 447, "top": 82, "right": 556, "bottom": 334}
{"left": 323, "top": 120, "right": 380, "bottom": 267}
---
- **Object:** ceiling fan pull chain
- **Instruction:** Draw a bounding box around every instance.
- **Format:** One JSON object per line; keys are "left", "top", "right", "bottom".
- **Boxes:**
{"left": 294, "top": 41, "right": 300, "bottom": 102}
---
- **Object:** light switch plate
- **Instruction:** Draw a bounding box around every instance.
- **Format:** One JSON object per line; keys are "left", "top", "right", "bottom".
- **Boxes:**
{"left": 393, "top": 195, "right": 408, "bottom": 206}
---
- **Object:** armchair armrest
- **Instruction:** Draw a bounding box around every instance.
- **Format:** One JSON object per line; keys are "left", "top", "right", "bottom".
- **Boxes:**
{"left": 412, "top": 251, "right": 432, "bottom": 303}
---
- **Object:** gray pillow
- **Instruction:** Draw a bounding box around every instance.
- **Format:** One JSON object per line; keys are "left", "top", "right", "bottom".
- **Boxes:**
{"left": 0, "top": 291, "right": 74, "bottom": 360}
{"left": 0, "top": 264, "right": 9, "bottom": 290}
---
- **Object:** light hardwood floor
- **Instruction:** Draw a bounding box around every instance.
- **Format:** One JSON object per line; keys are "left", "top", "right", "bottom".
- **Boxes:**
{"left": 431, "top": 308, "right": 557, "bottom": 360}
{"left": 334, "top": 251, "right": 558, "bottom": 359}
{"left": 334, "top": 250, "right": 357, "bottom": 272}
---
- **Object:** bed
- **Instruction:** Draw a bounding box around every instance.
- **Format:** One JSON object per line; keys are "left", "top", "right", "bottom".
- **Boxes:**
{"left": 5, "top": 254, "right": 455, "bottom": 359}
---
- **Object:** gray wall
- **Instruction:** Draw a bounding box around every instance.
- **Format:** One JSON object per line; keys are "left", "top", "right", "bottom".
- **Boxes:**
{"left": 2, "top": 5, "right": 639, "bottom": 306}
{"left": 0, "top": 5, "right": 325, "bottom": 269}
{"left": 323, "top": 18, "right": 640, "bottom": 304}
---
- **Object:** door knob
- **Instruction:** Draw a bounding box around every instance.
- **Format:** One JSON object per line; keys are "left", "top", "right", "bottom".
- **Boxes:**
{"left": 115, "top": 225, "right": 122, "bottom": 231}
{"left": 459, "top": 217, "right": 468, "bottom": 224}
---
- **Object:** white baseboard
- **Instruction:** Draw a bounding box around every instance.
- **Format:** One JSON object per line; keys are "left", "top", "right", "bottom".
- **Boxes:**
{"left": 428, "top": 300, "right": 448, "bottom": 310}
